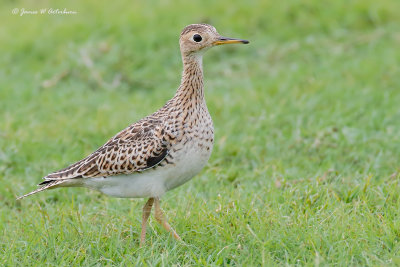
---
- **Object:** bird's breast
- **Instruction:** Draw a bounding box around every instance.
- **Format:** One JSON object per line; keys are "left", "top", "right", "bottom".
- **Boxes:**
{"left": 162, "top": 107, "right": 214, "bottom": 190}
{"left": 164, "top": 137, "right": 213, "bottom": 191}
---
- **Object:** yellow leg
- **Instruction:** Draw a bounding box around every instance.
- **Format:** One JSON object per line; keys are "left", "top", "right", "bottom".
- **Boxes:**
{"left": 154, "top": 198, "right": 181, "bottom": 240}
{"left": 140, "top": 198, "right": 154, "bottom": 246}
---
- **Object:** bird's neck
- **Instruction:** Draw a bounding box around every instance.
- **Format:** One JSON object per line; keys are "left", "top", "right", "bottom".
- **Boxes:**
{"left": 174, "top": 54, "right": 205, "bottom": 105}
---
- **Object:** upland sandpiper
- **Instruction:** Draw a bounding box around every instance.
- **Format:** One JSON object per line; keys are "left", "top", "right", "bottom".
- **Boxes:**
{"left": 17, "top": 24, "right": 249, "bottom": 245}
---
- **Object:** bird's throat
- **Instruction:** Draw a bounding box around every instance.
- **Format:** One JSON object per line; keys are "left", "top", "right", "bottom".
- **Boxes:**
{"left": 175, "top": 54, "right": 205, "bottom": 104}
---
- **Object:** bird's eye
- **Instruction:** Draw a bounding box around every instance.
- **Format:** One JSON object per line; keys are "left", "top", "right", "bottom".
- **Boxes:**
{"left": 193, "top": 34, "right": 202, "bottom": 42}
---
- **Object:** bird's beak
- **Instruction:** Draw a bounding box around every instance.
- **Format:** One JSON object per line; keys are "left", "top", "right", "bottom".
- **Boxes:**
{"left": 213, "top": 36, "right": 250, "bottom": 45}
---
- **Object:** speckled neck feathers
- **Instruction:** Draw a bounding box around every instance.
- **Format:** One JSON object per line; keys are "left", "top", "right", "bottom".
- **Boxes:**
{"left": 174, "top": 54, "right": 204, "bottom": 105}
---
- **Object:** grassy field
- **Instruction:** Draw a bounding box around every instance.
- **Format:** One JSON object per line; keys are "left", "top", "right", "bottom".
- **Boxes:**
{"left": 1, "top": 0, "right": 400, "bottom": 265}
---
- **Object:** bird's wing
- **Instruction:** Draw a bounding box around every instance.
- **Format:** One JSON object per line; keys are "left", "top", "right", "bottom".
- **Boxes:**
{"left": 43, "top": 117, "right": 172, "bottom": 181}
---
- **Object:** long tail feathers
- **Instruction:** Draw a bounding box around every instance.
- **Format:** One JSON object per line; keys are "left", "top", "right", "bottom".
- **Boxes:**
{"left": 16, "top": 180, "right": 66, "bottom": 200}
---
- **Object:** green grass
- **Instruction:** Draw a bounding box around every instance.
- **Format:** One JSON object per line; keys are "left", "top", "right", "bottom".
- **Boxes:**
{"left": 1, "top": 0, "right": 400, "bottom": 265}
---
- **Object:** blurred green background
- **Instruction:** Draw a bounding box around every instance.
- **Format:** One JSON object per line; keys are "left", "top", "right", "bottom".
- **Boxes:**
{"left": 1, "top": 0, "right": 400, "bottom": 265}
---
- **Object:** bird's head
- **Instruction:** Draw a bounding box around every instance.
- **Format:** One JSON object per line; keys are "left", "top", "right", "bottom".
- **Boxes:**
{"left": 179, "top": 24, "right": 249, "bottom": 57}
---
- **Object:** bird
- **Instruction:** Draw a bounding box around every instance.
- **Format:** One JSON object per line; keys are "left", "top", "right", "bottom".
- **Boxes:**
{"left": 17, "top": 23, "right": 249, "bottom": 245}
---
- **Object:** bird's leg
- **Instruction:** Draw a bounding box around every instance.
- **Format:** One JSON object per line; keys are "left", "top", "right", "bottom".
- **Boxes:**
{"left": 140, "top": 197, "right": 154, "bottom": 246}
{"left": 154, "top": 198, "right": 181, "bottom": 240}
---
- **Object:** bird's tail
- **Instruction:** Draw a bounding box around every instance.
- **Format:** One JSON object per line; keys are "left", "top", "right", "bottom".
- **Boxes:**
{"left": 16, "top": 180, "right": 66, "bottom": 200}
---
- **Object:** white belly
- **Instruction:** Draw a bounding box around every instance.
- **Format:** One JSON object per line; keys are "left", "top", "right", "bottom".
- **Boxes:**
{"left": 82, "top": 141, "right": 212, "bottom": 198}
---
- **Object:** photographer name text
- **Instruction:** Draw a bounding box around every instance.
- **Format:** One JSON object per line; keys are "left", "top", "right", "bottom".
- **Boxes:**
{"left": 12, "top": 8, "right": 78, "bottom": 16}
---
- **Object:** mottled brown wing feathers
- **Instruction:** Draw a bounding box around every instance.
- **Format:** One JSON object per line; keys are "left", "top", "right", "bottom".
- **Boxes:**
{"left": 44, "top": 118, "right": 170, "bottom": 181}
